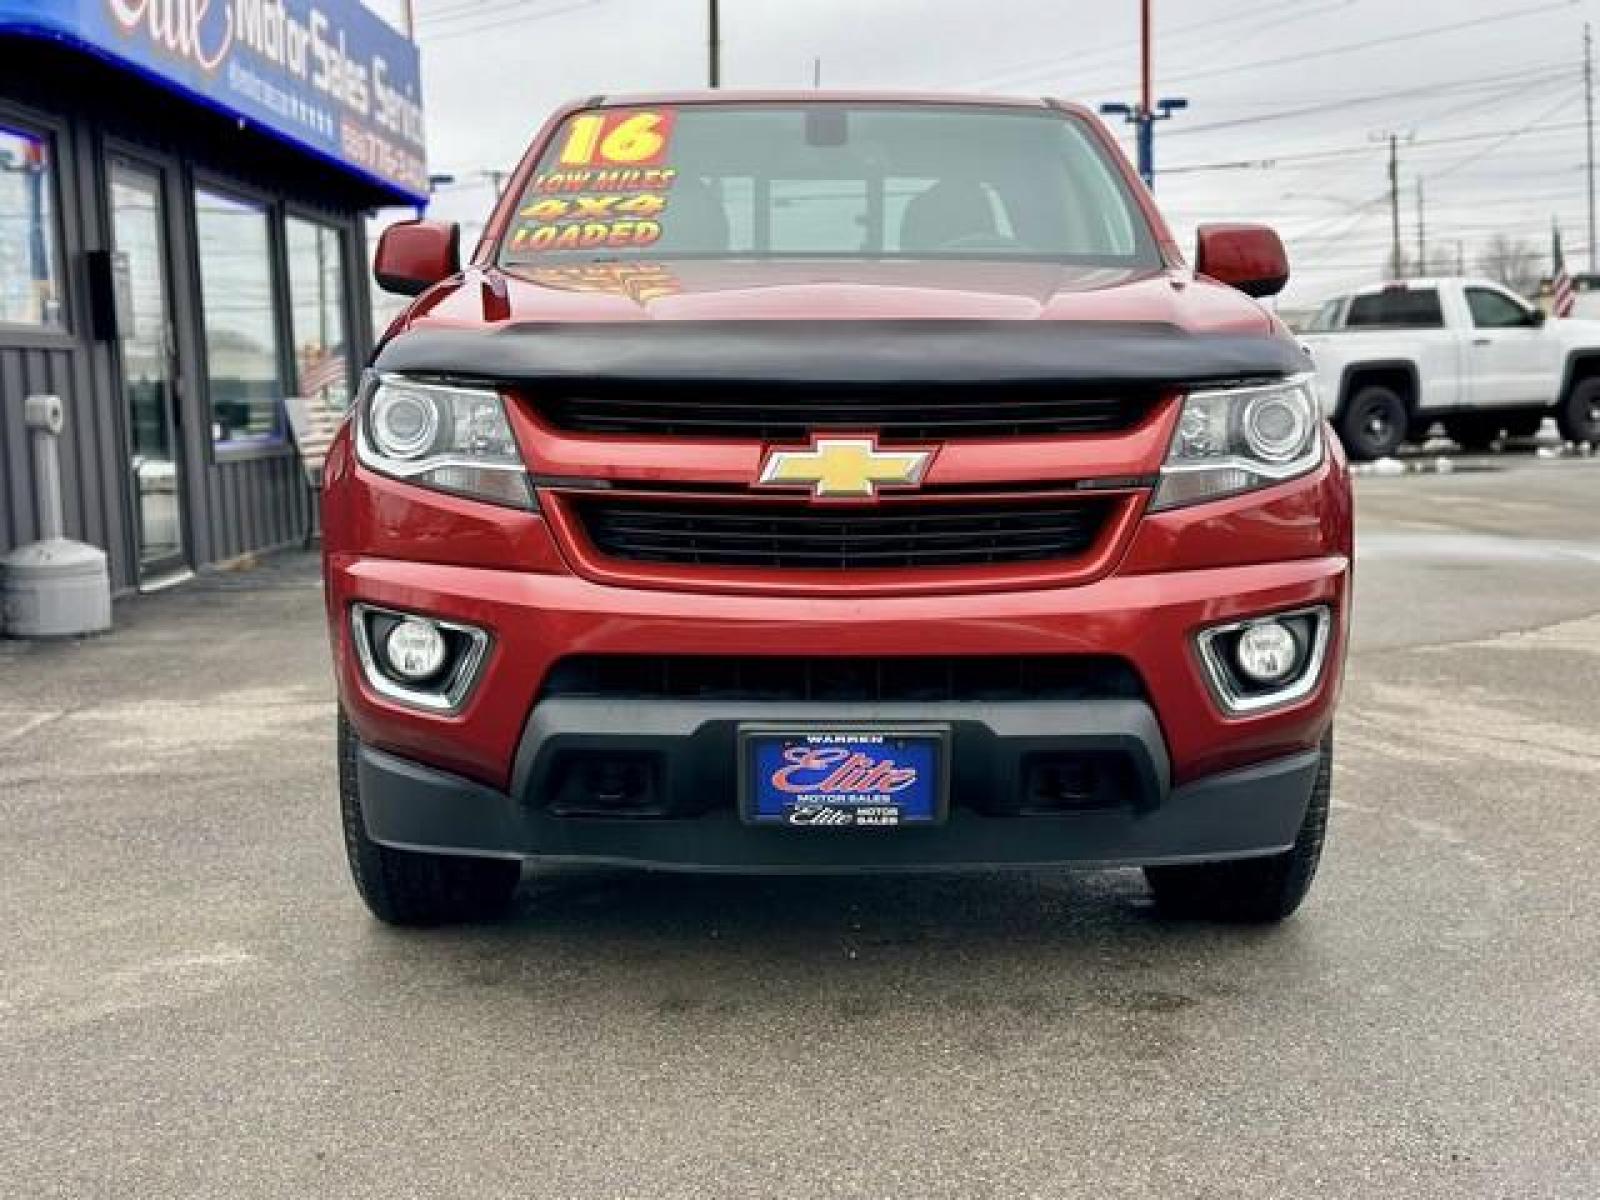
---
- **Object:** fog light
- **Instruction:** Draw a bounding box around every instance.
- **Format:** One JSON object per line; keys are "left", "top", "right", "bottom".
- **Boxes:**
{"left": 384, "top": 618, "right": 447, "bottom": 681}
{"left": 1235, "top": 621, "right": 1300, "bottom": 685}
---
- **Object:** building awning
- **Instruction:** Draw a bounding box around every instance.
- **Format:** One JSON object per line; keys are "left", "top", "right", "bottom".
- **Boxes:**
{"left": 0, "top": 0, "right": 428, "bottom": 206}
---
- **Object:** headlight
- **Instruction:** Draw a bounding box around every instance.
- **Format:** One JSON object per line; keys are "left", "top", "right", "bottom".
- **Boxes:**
{"left": 355, "top": 373, "right": 534, "bottom": 509}
{"left": 1151, "top": 374, "right": 1324, "bottom": 510}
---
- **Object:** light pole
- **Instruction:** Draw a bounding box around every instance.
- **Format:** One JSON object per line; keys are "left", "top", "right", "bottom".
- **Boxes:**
{"left": 1098, "top": 0, "right": 1186, "bottom": 189}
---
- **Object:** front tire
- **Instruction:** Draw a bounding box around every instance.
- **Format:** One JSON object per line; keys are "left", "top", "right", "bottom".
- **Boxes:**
{"left": 1145, "top": 735, "right": 1332, "bottom": 923}
{"left": 1558, "top": 378, "right": 1600, "bottom": 443}
{"left": 1338, "top": 387, "right": 1407, "bottom": 461}
{"left": 338, "top": 713, "right": 521, "bottom": 926}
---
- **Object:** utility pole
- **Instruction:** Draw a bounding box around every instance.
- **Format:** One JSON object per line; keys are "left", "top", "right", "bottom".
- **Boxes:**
{"left": 1388, "top": 134, "right": 1403, "bottom": 279}
{"left": 812, "top": 57, "right": 822, "bottom": 88}
{"left": 1416, "top": 178, "right": 1426, "bottom": 276}
{"left": 708, "top": 0, "right": 721, "bottom": 88}
{"left": 1586, "top": 23, "right": 1595, "bottom": 271}
{"left": 1099, "top": 0, "right": 1187, "bottom": 189}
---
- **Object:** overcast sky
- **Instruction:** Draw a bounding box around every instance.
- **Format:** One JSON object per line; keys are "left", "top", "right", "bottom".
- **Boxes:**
{"left": 373, "top": 0, "right": 1597, "bottom": 307}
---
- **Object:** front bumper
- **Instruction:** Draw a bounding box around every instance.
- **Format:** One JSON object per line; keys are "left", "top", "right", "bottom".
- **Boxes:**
{"left": 327, "top": 545, "right": 1346, "bottom": 869}
{"left": 357, "top": 723, "right": 1324, "bottom": 870}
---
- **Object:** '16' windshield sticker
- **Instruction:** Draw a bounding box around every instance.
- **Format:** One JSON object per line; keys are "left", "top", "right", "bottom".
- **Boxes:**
{"left": 509, "top": 110, "right": 678, "bottom": 254}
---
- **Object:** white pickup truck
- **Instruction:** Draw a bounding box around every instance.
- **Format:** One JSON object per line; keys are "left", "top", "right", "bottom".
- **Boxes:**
{"left": 1300, "top": 277, "right": 1600, "bottom": 459}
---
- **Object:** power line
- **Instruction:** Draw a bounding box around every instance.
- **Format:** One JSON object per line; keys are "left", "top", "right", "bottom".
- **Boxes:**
{"left": 1427, "top": 89, "right": 1581, "bottom": 182}
{"left": 1138, "top": 1, "right": 1579, "bottom": 90}
{"left": 1162, "top": 117, "right": 1591, "bottom": 175}
{"left": 964, "top": 0, "right": 1313, "bottom": 89}
{"left": 417, "top": 0, "right": 587, "bottom": 25}
{"left": 989, "top": 0, "right": 1577, "bottom": 97}
{"left": 414, "top": 0, "right": 599, "bottom": 40}
{"left": 1164, "top": 65, "right": 1576, "bottom": 139}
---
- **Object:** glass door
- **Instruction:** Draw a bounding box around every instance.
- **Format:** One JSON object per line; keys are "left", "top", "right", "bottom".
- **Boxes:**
{"left": 109, "top": 159, "right": 187, "bottom": 583}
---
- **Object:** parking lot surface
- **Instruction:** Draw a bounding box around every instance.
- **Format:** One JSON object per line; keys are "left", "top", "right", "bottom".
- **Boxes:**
{"left": 2, "top": 455, "right": 1597, "bottom": 1198}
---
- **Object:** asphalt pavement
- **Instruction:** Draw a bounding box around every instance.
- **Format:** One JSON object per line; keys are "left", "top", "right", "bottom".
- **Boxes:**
{"left": 2, "top": 452, "right": 1597, "bottom": 1199}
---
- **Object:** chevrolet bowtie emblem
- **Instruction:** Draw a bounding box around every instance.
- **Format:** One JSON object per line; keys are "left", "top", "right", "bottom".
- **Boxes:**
{"left": 756, "top": 436, "right": 934, "bottom": 500}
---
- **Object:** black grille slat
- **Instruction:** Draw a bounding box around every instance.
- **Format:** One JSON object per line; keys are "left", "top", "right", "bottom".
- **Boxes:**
{"left": 542, "top": 655, "right": 1145, "bottom": 704}
{"left": 539, "top": 389, "right": 1148, "bottom": 440}
{"left": 574, "top": 497, "right": 1112, "bottom": 570}
{"left": 589, "top": 505, "right": 1097, "bottom": 527}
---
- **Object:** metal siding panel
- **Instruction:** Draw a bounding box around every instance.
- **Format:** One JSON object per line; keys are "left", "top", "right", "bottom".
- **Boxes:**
{"left": 277, "top": 454, "right": 302, "bottom": 547}
{"left": 64, "top": 346, "right": 101, "bottom": 551}
{"left": 281, "top": 454, "right": 297, "bottom": 542}
{"left": 253, "top": 458, "right": 271, "bottom": 550}
{"left": 236, "top": 459, "right": 254, "bottom": 554}
{"left": 1, "top": 352, "right": 36, "bottom": 548}
{"left": 232, "top": 461, "right": 250, "bottom": 559}
{"left": 234, "top": 461, "right": 248, "bottom": 560}
{"left": 267, "top": 457, "right": 286, "bottom": 548}
{"left": 205, "top": 460, "right": 225, "bottom": 563}
{"left": 245, "top": 459, "right": 263, "bottom": 553}
{"left": 291, "top": 455, "right": 309, "bottom": 542}
{"left": 266, "top": 455, "right": 285, "bottom": 547}
{"left": 212, "top": 461, "right": 229, "bottom": 560}
{"left": 220, "top": 461, "right": 238, "bottom": 560}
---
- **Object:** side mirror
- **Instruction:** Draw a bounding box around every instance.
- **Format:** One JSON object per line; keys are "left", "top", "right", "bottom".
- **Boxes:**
{"left": 1531, "top": 307, "right": 1548, "bottom": 327}
{"left": 1195, "top": 223, "right": 1290, "bottom": 299}
{"left": 373, "top": 219, "right": 461, "bottom": 296}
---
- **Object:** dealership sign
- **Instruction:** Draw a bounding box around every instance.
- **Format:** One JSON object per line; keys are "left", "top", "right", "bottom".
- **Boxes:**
{"left": 0, "top": 0, "right": 427, "bottom": 203}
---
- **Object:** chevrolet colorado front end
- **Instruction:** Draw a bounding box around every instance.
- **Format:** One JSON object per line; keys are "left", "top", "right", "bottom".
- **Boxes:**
{"left": 323, "top": 93, "right": 1352, "bottom": 926}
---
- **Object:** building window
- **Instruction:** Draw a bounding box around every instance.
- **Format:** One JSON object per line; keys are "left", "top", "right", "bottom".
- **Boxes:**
{"left": 195, "top": 187, "right": 283, "bottom": 445}
{"left": 0, "top": 123, "right": 64, "bottom": 329}
{"left": 285, "top": 217, "right": 352, "bottom": 411}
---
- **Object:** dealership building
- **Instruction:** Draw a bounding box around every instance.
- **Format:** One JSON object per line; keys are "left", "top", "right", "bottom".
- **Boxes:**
{"left": 0, "top": 0, "right": 426, "bottom": 591}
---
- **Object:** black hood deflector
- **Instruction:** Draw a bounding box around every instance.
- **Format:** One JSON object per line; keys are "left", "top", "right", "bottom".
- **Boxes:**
{"left": 373, "top": 321, "right": 1310, "bottom": 388}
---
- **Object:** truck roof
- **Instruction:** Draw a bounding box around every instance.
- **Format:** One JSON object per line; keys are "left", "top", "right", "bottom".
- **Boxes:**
{"left": 1333, "top": 276, "right": 1512, "bottom": 297}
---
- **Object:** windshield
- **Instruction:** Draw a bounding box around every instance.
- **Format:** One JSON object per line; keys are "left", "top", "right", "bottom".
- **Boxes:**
{"left": 499, "top": 103, "right": 1158, "bottom": 266}
{"left": 1307, "top": 298, "right": 1346, "bottom": 332}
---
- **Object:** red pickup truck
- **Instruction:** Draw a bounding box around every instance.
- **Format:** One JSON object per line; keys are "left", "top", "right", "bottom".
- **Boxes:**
{"left": 323, "top": 93, "right": 1351, "bottom": 926}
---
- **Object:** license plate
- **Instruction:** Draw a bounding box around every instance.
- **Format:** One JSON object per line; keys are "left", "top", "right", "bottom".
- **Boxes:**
{"left": 740, "top": 727, "right": 948, "bottom": 827}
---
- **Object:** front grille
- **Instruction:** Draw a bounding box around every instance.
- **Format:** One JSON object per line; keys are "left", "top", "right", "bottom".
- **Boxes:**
{"left": 537, "top": 384, "right": 1151, "bottom": 440}
{"left": 572, "top": 496, "right": 1114, "bottom": 570}
{"left": 542, "top": 655, "right": 1144, "bottom": 704}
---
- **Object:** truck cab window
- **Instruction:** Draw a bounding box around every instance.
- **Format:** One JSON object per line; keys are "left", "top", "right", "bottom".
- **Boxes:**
{"left": 1466, "top": 287, "right": 1536, "bottom": 329}
{"left": 1345, "top": 288, "right": 1444, "bottom": 329}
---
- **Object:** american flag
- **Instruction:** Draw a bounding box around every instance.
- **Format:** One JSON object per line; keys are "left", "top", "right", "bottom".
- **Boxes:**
{"left": 1551, "top": 223, "right": 1575, "bottom": 319}
{"left": 298, "top": 346, "right": 349, "bottom": 400}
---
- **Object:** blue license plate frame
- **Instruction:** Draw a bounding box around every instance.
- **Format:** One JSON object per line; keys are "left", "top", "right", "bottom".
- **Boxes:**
{"left": 739, "top": 725, "right": 950, "bottom": 828}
